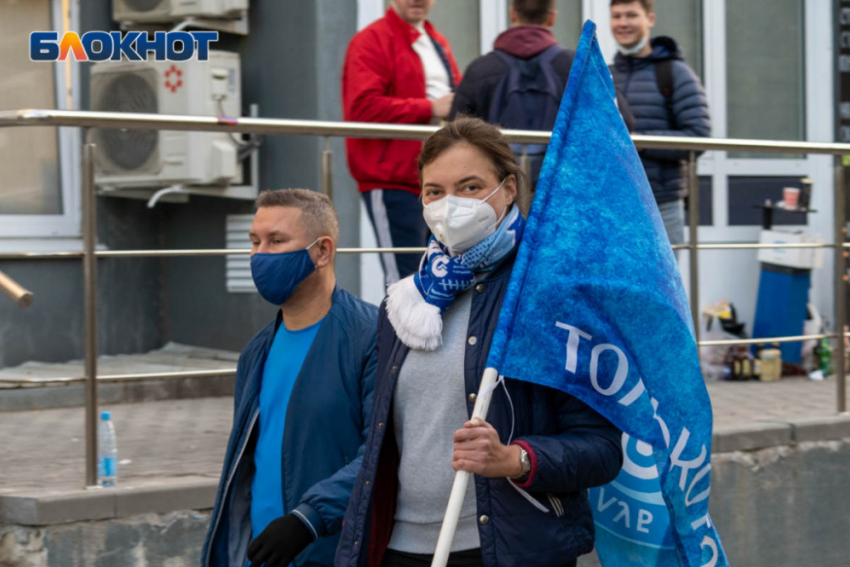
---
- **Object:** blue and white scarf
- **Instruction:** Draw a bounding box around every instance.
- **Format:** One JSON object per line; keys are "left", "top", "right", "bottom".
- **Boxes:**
{"left": 386, "top": 206, "right": 525, "bottom": 350}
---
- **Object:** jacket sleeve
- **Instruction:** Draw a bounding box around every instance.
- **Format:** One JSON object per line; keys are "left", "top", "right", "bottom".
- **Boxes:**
{"left": 291, "top": 325, "right": 378, "bottom": 539}
{"left": 511, "top": 393, "right": 623, "bottom": 495}
{"left": 638, "top": 61, "right": 711, "bottom": 162}
{"left": 343, "top": 31, "right": 433, "bottom": 125}
{"left": 449, "top": 70, "right": 478, "bottom": 120}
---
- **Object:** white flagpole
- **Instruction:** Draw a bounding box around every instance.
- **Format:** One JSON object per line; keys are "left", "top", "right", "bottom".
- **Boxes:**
{"left": 430, "top": 367, "right": 501, "bottom": 567}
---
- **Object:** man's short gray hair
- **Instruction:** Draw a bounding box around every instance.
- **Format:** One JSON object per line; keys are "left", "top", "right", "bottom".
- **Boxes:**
{"left": 255, "top": 189, "right": 340, "bottom": 244}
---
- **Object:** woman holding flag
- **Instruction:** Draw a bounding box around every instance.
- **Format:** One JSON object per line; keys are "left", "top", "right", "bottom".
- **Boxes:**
{"left": 335, "top": 117, "right": 623, "bottom": 567}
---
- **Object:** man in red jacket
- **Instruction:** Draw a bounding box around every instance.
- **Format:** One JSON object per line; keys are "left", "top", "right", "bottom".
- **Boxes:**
{"left": 343, "top": 0, "right": 461, "bottom": 285}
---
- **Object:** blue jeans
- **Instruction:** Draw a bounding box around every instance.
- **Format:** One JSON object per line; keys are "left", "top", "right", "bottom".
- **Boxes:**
{"left": 657, "top": 199, "right": 684, "bottom": 258}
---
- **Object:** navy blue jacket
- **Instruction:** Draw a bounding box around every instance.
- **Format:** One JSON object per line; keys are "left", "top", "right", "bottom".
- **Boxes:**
{"left": 610, "top": 36, "right": 711, "bottom": 204}
{"left": 202, "top": 287, "right": 378, "bottom": 567}
{"left": 335, "top": 250, "right": 623, "bottom": 567}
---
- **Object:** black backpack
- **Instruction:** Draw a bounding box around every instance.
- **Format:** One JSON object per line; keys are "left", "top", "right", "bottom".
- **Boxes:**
{"left": 655, "top": 59, "right": 676, "bottom": 128}
{"left": 487, "top": 45, "right": 566, "bottom": 191}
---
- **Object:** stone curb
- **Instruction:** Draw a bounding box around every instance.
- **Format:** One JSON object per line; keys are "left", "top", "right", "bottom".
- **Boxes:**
{"left": 787, "top": 414, "right": 850, "bottom": 443}
{"left": 712, "top": 421, "right": 793, "bottom": 453}
{"left": 0, "top": 374, "right": 235, "bottom": 413}
{"left": 0, "top": 479, "right": 217, "bottom": 526}
{"left": 712, "top": 414, "right": 850, "bottom": 453}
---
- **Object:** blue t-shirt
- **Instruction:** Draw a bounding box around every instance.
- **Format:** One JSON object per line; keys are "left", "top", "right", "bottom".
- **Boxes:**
{"left": 251, "top": 317, "right": 322, "bottom": 539}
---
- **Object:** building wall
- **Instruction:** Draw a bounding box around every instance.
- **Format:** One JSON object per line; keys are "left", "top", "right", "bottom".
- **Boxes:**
{"left": 0, "top": 0, "right": 364, "bottom": 367}
{"left": 0, "top": 199, "right": 163, "bottom": 368}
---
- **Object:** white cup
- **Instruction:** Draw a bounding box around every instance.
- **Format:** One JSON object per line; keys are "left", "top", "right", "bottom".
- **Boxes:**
{"left": 783, "top": 187, "right": 800, "bottom": 209}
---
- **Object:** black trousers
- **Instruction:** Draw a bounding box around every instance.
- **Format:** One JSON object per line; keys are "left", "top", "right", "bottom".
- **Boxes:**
{"left": 380, "top": 548, "right": 578, "bottom": 567}
{"left": 361, "top": 189, "right": 430, "bottom": 285}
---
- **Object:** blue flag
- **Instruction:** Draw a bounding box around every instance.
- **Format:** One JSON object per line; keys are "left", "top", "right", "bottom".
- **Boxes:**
{"left": 486, "top": 21, "right": 728, "bottom": 567}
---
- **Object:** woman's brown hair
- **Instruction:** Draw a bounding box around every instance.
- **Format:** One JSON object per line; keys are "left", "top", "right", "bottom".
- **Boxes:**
{"left": 418, "top": 116, "right": 530, "bottom": 214}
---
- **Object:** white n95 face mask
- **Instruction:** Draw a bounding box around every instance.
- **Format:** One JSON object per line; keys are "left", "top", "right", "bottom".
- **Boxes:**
{"left": 423, "top": 178, "right": 508, "bottom": 253}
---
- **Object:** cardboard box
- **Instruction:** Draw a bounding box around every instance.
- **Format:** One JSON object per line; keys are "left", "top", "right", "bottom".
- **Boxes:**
{"left": 757, "top": 229, "right": 824, "bottom": 270}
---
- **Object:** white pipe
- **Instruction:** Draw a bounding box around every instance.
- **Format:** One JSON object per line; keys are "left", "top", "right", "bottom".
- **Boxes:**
{"left": 431, "top": 367, "right": 501, "bottom": 567}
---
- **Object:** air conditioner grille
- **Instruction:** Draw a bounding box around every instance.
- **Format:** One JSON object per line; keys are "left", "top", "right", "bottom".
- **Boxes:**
{"left": 124, "top": 0, "right": 165, "bottom": 12}
{"left": 98, "top": 73, "right": 159, "bottom": 171}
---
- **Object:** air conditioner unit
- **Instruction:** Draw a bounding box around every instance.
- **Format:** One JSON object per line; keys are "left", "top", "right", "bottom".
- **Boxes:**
{"left": 91, "top": 51, "right": 242, "bottom": 192}
{"left": 113, "top": 0, "right": 248, "bottom": 23}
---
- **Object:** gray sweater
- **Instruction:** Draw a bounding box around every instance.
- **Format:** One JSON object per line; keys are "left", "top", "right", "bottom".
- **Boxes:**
{"left": 388, "top": 291, "right": 480, "bottom": 554}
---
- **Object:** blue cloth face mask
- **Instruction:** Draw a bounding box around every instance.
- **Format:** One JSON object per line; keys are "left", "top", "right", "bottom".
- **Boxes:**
{"left": 250, "top": 238, "right": 321, "bottom": 306}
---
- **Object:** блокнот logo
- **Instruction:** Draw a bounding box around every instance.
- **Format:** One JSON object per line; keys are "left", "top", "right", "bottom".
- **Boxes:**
{"left": 30, "top": 31, "right": 218, "bottom": 62}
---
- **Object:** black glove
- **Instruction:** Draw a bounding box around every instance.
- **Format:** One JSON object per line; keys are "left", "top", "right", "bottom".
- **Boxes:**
{"left": 247, "top": 513, "right": 314, "bottom": 567}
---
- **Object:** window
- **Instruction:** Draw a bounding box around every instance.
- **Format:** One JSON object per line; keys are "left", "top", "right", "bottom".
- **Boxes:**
{"left": 427, "top": 0, "right": 481, "bottom": 71}
{"left": 0, "top": 0, "right": 61, "bottom": 215}
{"left": 0, "top": 0, "right": 79, "bottom": 242}
{"left": 652, "top": 0, "right": 703, "bottom": 79}
{"left": 726, "top": 0, "right": 805, "bottom": 153}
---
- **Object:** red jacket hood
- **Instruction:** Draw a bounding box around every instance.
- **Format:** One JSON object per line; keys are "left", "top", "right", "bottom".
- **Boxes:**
{"left": 493, "top": 25, "right": 558, "bottom": 58}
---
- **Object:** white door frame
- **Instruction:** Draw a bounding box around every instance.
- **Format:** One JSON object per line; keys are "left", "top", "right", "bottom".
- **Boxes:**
{"left": 0, "top": 0, "right": 82, "bottom": 248}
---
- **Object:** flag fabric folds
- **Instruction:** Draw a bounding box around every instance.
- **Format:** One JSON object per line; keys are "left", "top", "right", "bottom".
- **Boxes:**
{"left": 486, "top": 21, "right": 728, "bottom": 567}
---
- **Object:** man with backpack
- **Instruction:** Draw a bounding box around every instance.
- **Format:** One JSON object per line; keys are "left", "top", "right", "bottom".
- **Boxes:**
{"left": 450, "top": 0, "right": 634, "bottom": 193}
{"left": 449, "top": 0, "right": 573, "bottom": 193}
{"left": 609, "top": 0, "right": 711, "bottom": 253}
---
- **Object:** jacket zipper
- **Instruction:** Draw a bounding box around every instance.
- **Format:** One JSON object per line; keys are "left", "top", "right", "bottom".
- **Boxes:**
{"left": 546, "top": 493, "right": 564, "bottom": 518}
{"left": 206, "top": 408, "right": 260, "bottom": 567}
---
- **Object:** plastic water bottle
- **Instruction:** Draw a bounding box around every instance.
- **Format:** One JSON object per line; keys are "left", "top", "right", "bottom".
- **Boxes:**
{"left": 98, "top": 411, "right": 117, "bottom": 487}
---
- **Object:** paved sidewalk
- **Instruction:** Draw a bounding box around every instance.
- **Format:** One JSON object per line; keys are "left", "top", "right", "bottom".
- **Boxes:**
{"left": 706, "top": 375, "right": 847, "bottom": 428}
{"left": 0, "top": 377, "right": 847, "bottom": 493}
{"left": 0, "top": 398, "right": 231, "bottom": 493}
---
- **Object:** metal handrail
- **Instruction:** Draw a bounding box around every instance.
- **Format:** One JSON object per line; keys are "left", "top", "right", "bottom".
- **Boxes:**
{"left": 0, "top": 269, "right": 33, "bottom": 307}
{"left": 0, "top": 109, "right": 847, "bottom": 486}
{"left": 0, "top": 368, "right": 236, "bottom": 386}
{"left": 0, "top": 242, "right": 839, "bottom": 261}
{"left": 4, "top": 108, "right": 850, "bottom": 154}
{"left": 0, "top": 331, "right": 843, "bottom": 386}
{"left": 699, "top": 333, "right": 836, "bottom": 348}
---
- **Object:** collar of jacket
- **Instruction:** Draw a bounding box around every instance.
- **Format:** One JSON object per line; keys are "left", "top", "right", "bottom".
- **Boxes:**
{"left": 613, "top": 35, "right": 682, "bottom": 70}
{"left": 384, "top": 6, "right": 438, "bottom": 45}
{"left": 481, "top": 243, "right": 519, "bottom": 284}
{"left": 493, "top": 25, "right": 558, "bottom": 59}
{"left": 272, "top": 284, "right": 340, "bottom": 333}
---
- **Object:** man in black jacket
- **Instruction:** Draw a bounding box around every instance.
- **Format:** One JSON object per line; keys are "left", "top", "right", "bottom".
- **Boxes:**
{"left": 450, "top": 0, "right": 634, "bottom": 193}
{"left": 450, "top": 0, "right": 573, "bottom": 123}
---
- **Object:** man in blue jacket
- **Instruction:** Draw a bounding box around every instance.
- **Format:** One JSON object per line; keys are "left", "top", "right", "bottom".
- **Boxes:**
{"left": 201, "top": 189, "right": 378, "bottom": 567}
{"left": 609, "top": 0, "right": 711, "bottom": 254}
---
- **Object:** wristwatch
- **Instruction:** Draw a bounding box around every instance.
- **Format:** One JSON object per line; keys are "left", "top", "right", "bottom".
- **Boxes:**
{"left": 511, "top": 446, "right": 531, "bottom": 482}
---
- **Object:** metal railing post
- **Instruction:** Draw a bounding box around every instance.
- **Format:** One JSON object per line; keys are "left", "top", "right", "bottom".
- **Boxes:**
{"left": 519, "top": 145, "right": 532, "bottom": 214}
{"left": 519, "top": 144, "right": 531, "bottom": 181}
{"left": 688, "top": 151, "right": 700, "bottom": 342}
{"left": 321, "top": 137, "right": 333, "bottom": 200}
{"left": 82, "top": 137, "right": 100, "bottom": 487}
{"left": 835, "top": 157, "right": 847, "bottom": 414}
